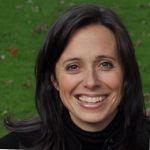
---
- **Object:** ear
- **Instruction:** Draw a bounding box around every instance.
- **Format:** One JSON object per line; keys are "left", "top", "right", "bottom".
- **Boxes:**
{"left": 51, "top": 75, "right": 59, "bottom": 91}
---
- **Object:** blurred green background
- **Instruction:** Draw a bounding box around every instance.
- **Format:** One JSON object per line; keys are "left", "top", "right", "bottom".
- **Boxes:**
{"left": 0, "top": 0, "right": 150, "bottom": 136}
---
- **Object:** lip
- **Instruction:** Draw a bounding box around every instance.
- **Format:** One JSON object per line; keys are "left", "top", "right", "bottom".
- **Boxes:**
{"left": 75, "top": 93, "right": 109, "bottom": 97}
{"left": 75, "top": 93, "right": 109, "bottom": 109}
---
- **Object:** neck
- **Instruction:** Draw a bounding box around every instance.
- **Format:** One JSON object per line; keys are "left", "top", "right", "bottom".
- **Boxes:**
{"left": 69, "top": 110, "right": 118, "bottom": 132}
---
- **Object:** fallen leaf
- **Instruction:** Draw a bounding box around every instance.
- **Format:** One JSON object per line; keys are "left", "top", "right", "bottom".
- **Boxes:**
{"left": 135, "top": 39, "right": 144, "bottom": 47}
{"left": 32, "top": 6, "right": 41, "bottom": 13}
{"left": 34, "top": 23, "right": 49, "bottom": 33}
{"left": 22, "top": 80, "right": 32, "bottom": 88}
{"left": 27, "top": 0, "right": 33, "bottom": 4}
{"left": 144, "top": 93, "right": 150, "bottom": 97}
{"left": 16, "top": 5, "right": 24, "bottom": 10}
{"left": 60, "top": 0, "right": 65, "bottom": 4}
{"left": 8, "top": 47, "right": 19, "bottom": 56}
{"left": 5, "top": 80, "right": 14, "bottom": 85}
{"left": 0, "top": 55, "right": 5, "bottom": 60}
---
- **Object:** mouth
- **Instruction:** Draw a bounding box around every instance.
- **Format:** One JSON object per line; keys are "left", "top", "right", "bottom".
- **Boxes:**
{"left": 75, "top": 94, "right": 109, "bottom": 107}
{"left": 75, "top": 94, "right": 109, "bottom": 109}
{"left": 78, "top": 95, "right": 107, "bottom": 104}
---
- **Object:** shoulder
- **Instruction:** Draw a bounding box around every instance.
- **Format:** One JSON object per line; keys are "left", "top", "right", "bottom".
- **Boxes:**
{"left": 0, "top": 129, "right": 42, "bottom": 149}
{"left": 0, "top": 132, "right": 20, "bottom": 149}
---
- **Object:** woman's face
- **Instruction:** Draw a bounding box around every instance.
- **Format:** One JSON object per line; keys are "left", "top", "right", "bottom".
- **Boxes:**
{"left": 53, "top": 25, "right": 124, "bottom": 132}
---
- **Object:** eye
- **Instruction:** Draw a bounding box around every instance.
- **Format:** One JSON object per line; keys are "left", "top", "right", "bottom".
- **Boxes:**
{"left": 99, "top": 61, "right": 113, "bottom": 71}
{"left": 66, "top": 64, "right": 79, "bottom": 73}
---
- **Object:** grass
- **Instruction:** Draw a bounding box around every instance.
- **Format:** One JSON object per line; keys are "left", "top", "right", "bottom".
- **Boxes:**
{"left": 0, "top": 0, "right": 150, "bottom": 136}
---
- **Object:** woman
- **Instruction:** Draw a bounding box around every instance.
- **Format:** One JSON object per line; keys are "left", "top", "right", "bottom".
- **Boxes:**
{"left": 0, "top": 3, "right": 150, "bottom": 150}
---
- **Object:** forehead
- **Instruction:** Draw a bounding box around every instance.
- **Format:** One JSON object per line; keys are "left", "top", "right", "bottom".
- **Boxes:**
{"left": 58, "top": 25, "right": 119, "bottom": 62}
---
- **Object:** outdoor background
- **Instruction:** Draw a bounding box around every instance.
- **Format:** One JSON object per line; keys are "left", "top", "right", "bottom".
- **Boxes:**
{"left": 0, "top": 0, "right": 150, "bottom": 136}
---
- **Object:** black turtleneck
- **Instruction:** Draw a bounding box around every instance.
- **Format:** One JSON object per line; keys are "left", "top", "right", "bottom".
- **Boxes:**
{"left": 64, "top": 111, "right": 122, "bottom": 150}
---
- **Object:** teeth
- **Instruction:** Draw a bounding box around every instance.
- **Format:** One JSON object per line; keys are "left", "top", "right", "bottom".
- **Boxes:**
{"left": 78, "top": 95, "right": 106, "bottom": 103}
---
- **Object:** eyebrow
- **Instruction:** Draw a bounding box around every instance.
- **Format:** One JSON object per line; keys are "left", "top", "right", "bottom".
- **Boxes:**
{"left": 62, "top": 55, "right": 116, "bottom": 65}
{"left": 95, "top": 55, "right": 116, "bottom": 61}
{"left": 63, "top": 58, "right": 82, "bottom": 65}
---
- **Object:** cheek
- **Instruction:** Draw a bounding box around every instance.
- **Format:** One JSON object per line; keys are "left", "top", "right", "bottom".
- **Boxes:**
{"left": 101, "top": 73, "right": 123, "bottom": 114}
{"left": 102, "top": 71, "right": 123, "bottom": 90}
{"left": 56, "top": 74, "right": 80, "bottom": 99}
{"left": 101, "top": 71, "right": 123, "bottom": 103}
{"left": 57, "top": 75, "right": 81, "bottom": 109}
{"left": 110, "top": 74, "right": 123, "bottom": 106}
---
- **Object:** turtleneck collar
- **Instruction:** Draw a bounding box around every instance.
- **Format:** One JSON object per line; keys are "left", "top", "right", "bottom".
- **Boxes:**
{"left": 63, "top": 110, "right": 122, "bottom": 150}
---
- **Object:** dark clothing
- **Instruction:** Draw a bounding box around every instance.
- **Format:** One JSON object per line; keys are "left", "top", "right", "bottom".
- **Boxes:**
{"left": 64, "top": 110, "right": 122, "bottom": 150}
{"left": 0, "top": 132, "right": 20, "bottom": 149}
{"left": 0, "top": 130, "right": 42, "bottom": 149}
{"left": 0, "top": 112, "right": 149, "bottom": 150}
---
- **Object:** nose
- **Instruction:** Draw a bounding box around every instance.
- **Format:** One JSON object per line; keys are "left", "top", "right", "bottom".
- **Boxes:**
{"left": 83, "top": 68, "right": 99, "bottom": 89}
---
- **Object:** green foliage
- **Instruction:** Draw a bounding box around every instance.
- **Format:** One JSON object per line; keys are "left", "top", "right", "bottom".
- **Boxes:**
{"left": 0, "top": 0, "right": 150, "bottom": 136}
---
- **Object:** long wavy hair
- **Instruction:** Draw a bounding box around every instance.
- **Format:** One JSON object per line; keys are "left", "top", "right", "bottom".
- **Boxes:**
{"left": 5, "top": 3, "right": 149, "bottom": 150}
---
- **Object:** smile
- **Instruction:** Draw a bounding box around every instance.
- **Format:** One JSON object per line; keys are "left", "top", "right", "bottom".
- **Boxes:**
{"left": 78, "top": 95, "right": 107, "bottom": 104}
